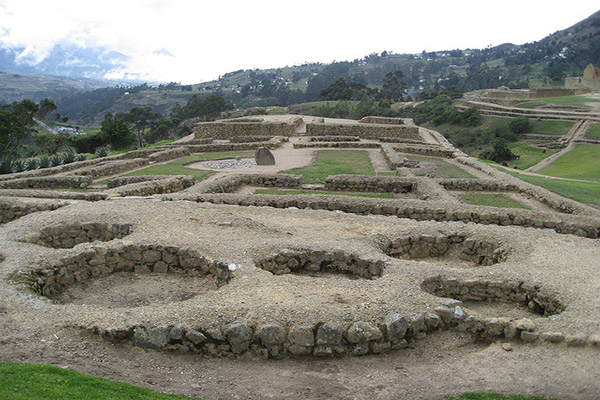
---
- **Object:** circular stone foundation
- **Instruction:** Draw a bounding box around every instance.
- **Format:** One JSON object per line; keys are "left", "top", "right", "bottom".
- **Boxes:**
{"left": 25, "top": 222, "right": 133, "bottom": 249}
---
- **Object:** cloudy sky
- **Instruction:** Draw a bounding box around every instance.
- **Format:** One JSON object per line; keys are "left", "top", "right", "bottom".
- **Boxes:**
{"left": 1, "top": 0, "right": 599, "bottom": 84}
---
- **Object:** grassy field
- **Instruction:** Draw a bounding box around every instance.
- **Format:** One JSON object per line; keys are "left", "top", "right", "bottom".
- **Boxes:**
{"left": 255, "top": 189, "right": 393, "bottom": 198}
{"left": 406, "top": 155, "right": 476, "bottom": 178}
{"left": 282, "top": 150, "right": 375, "bottom": 183}
{"left": 506, "top": 140, "right": 560, "bottom": 170}
{"left": 0, "top": 361, "right": 197, "bottom": 400}
{"left": 527, "top": 120, "right": 574, "bottom": 136}
{"left": 118, "top": 151, "right": 254, "bottom": 181}
{"left": 516, "top": 95, "right": 600, "bottom": 109}
{"left": 537, "top": 144, "right": 600, "bottom": 182}
{"left": 586, "top": 123, "right": 600, "bottom": 139}
{"left": 496, "top": 167, "right": 600, "bottom": 205}
{"left": 461, "top": 193, "right": 530, "bottom": 209}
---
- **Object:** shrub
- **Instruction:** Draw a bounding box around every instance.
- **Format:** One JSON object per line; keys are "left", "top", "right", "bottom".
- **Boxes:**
{"left": 0, "top": 156, "right": 14, "bottom": 174}
{"left": 49, "top": 155, "right": 63, "bottom": 167}
{"left": 480, "top": 138, "right": 516, "bottom": 163}
{"left": 62, "top": 150, "right": 76, "bottom": 164}
{"left": 38, "top": 156, "right": 50, "bottom": 169}
{"left": 94, "top": 146, "right": 110, "bottom": 158}
{"left": 25, "top": 158, "right": 39, "bottom": 170}
{"left": 12, "top": 159, "right": 26, "bottom": 173}
{"left": 75, "top": 154, "right": 87, "bottom": 162}
{"left": 509, "top": 116, "right": 531, "bottom": 134}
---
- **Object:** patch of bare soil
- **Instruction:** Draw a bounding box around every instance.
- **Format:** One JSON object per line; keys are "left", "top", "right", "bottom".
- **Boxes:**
{"left": 53, "top": 272, "right": 218, "bottom": 307}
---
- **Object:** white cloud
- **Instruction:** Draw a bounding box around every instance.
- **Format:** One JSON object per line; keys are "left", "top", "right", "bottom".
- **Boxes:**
{"left": 1, "top": 0, "right": 599, "bottom": 83}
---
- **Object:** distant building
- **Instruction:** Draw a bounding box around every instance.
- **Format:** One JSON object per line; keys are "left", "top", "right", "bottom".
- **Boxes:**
{"left": 565, "top": 63, "right": 600, "bottom": 90}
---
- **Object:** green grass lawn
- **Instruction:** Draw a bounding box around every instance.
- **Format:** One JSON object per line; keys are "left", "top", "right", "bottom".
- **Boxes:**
{"left": 118, "top": 151, "right": 254, "bottom": 181}
{"left": 537, "top": 144, "right": 600, "bottom": 182}
{"left": 461, "top": 193, "right": 530, "bottom": 209}
{"left": 406, "top": 155, "right": 476, "bottom": 178}
{"left": 506, "top": 140, "right": 559, "bottom": 170}
{"left": 586, "top": 123, "right": 600, "bottom": 139}
{"left": 516, "top": 95, "right": 600, "bottom": 109}
{"left": 496, "top": 167, "right": 600, "bottom": 205}
{"left": 255, "top": 189, "right": 393, "bottom": 198}
{"left": 0, "top": 360, "right": 198, "bottom": 400}
{"left": 282, "top": 150, "right": 375, "bottom": 183}
{"left": 527, "top": 120, "right": 573, "bottom": 136}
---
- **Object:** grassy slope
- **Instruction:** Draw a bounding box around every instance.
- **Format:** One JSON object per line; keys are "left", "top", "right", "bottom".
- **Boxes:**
{"left": 516, "top": 95, "right": 600, "bottom": 109}
{"left": 506, "top": 140, "right": 559, "bottom": 170}
{"left": 282, "top": 150, "right": 375, "bottom": 183}
{"left": 585, "top": 123, "right": 600, "bottom": 139}
{"left": 405, "top": 155, "right": 476, "bottom": 178}
{"left": 537, "top": 144, "right": 600, "bottom": 182}
{"left": 0, "top": 361, "right": 197, "bottom": 400}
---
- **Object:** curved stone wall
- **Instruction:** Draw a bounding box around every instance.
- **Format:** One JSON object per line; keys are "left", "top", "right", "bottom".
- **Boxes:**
{"left": 25, "top": 222, "right": 133, "bottom": 248}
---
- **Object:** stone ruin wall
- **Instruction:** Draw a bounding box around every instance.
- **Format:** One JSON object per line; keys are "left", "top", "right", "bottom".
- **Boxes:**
{"left": 305, "top": 122, "right": 420, "bottom": 140}
{"left": 0, "top": 196, "right": 70, "bottom": 223}
{"left": 194, "top": 117, "right": 302, "bottom": 139}
{"left": 358, "top": 116, "right": 413, "bottom": 125}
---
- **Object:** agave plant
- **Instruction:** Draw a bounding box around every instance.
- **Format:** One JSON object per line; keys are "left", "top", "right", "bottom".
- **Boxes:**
{"left": 94, "top": 146, "right": 110, "bottom": 158}
{"left": 75, "top": 154, "right": 88, "bottom": 162}
{"left": 49, "top": 154, "right": 63, "bottom": 167}
{"left": 25, "top": 158, "right": 39, "bottom": 171}
{"left": 12, "top": 159, "right": 26, "bottom": 173}
{"left": 62, "top": 150, "right": 76, "bottom": 164}
{"left": 38, "top": 156, "right": 50, "bottom": 169}
{"left": 0, "top": 156, "right": 13, "bottom": 175}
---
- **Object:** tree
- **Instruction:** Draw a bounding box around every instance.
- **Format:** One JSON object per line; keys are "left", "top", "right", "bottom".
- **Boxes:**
{"left": 99, "top": 113, "right": 135, "bottom": 149}
{"left": 480, "top": 138, "right": 516, "bottom": 163}
{"left": 36, "top": 98, "right": 57, "bottom": 119}
{"left": 381, "top": 70, "right": 407, "bottom": 101}
{"left": 509, "top": 116, "right": 531, "bottom": 134}
{"left": 0, "top": 110, "right": 26, "bottom": 156}
{"left": 123, "top": 106, "right": 161, "bottom": 148}
{"left": 33, "top": 130, "right": 70, "bottom": 155}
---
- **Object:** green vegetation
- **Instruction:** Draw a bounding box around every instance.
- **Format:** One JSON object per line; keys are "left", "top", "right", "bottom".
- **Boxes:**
{"left": 461, "top": 193, "right": 530, "bottom": 209}
{"left": 586, "top": 123, "right": 600, "bottom": 139}
{"left": 255, "top": 189, "right": 393, "bottom": 198}
{"left": 0, "top": 360, "right": 197, "bottom": 399}
{"left": 498, "top": 167, "right": 600, "bottom": 205}
{"left": 445, "top": 393, "right": 560, "bottom": 400}
{"left": 505, "top": 141, "right": 559, "bottom": 170}
{"left": 405, "top": 155, "right": 476, "bottom": 178}
{"left": 517, "top": 95, "right": 600, "bottom": 109}
{"left": 119, "top": 151, "right": 254, "bottom": 181}
{"left": 282, "top": 150, "right": 375, "bottom": 183}
{"left": 537, "top": 144, "right": 600, "bottom": 181}
{"left": 527, "top": 120, "right": 573, "bottom": 136}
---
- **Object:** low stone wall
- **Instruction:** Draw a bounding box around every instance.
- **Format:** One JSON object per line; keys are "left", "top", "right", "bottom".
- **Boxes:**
{"left": 421, "top": 276, "right": 564, "bottom": 316}
{"left": 309, "top": 136, "right": 360, "bottom": 142}
{"left": 30, "top": 243, "right": 233, "bottom": 298}
{"left": 193, "top": 174, "right": 302, "bottom": 194}
{"left": 229, "top": 135, "right": 274, "bottom": 143}
{"left": 324, "top": 175, "right": 414, "bottom": 193}
{"left": 64, "top": 158, "right": 149, "bottom": 180}
{"left": 0, "top": 189, "right": 107, "bottom": 202}
{"left": 163, "top": 193, "right": 600, "bottom": 238}
{"left": 0, "top": 158, "right": 102, "bottom": 182}
{"left": 26, "top": 222, "right": 132, "bottom": 249}
{"left": 439, "top": 179, "right": 520, "bottom": 192}
{"left": 359, "top": 116, "right": 411, "bottom": 125}
{"left": 148, "top": 147, "right": 190, "bottom": 163}
{"left": 306, "top": 122, "right": 420, "bottom": 140}
{"left": 379, "top": 137, "right": 426, "bottom": 144}
{"left": 255, "top": 248, "right": 386, "bottom": 279}
{"left": 0, "top": 175, "right": 92, "bottom": 189}
{"left": 383, "top": 233, "right": 509, "bottom": 266}
{"left": 293, "top": 142, "right": 381, "bottom": 149}
{"left": 195, "top": 117, "right": 302, "bottom": 139}
{"left": 104, "top": 176, "right": 196, "bottom": 197}
{"left": 392, "top": 144, "right": 456, "bottom": 158}
{"left": 455, "top": 156, "right": 600, "bottom": 216}
{"left": 183, "top": 137, "right": 286, "bottom": 153}
{"left": 107, "top": 175, "right": 188, "bottom": 189}
{"left": 0, "top": 196, "right": 70, "bottom": 224}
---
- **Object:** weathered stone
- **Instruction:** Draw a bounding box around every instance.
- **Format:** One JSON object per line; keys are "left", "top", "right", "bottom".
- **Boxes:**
{"left": 258, "top": 324, "right": 284, "bottom": 345}
{"left": 384, "top": 313, "right": 408, "bottom": 342}
{"left": 288, "top": 325, "right": 314, "bottom": 348}
{"left": 185, "top": 329, "right": 207, "bottom": 345}
{"left": 370, "top": 341, "right": 391, "bottom": 354}
{"left": 520, "top": 331, "right": 538, "bottom": 342}
{"left": 168, "top": 325, "right": 185, "bottom": 341}
{"left": 345, "top": 322, "right": 382, "bottom": 343}
{"left": 316, "top": 322, "right": 343, "bottom": 345}
{"left": 566, "top": 333, "right": 588, "bottom": 347}
{"left": 133, "top": 326, "right": 169, "bottom": 349}
{"left": 434, "top": 306, "right": 455, "bottom": 324}
{"left": 255, "top": 147, "right": 276, "bottom": 165}
{"left": 454, "top": 306, "right": 467, "bottom": 320}
{"left": 225, "top": 323, "right": 253, "bottom": 354}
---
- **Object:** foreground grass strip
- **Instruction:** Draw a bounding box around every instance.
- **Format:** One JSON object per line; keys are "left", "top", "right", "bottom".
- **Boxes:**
{"left": 282, "top": 150, "right": 375, "bottom": 183}
{"left": 461, "top": 193, "right": 530, "bottom": 210}
{"left": 121, "top": 151, "right": 255, "bottom": 181}
{"left": 444, "top": 393, "right": 561, "bottom": 400}
{"left": 494, "top": 166, "right": 600, "bottom": 205}
{"left": 0, "top": 360, "right": 198, "bottom": 400}
{"left": 406, "top": 155, "right": 476, "bottom": 178}
{"left": 537, "top": 144, "right": 600, "bottom": 182}
{"left": 255, "top": 189, "right": 393, "bottom": 198}
{"left": 585, "top": 123, "right": 600, "bottom": 139}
